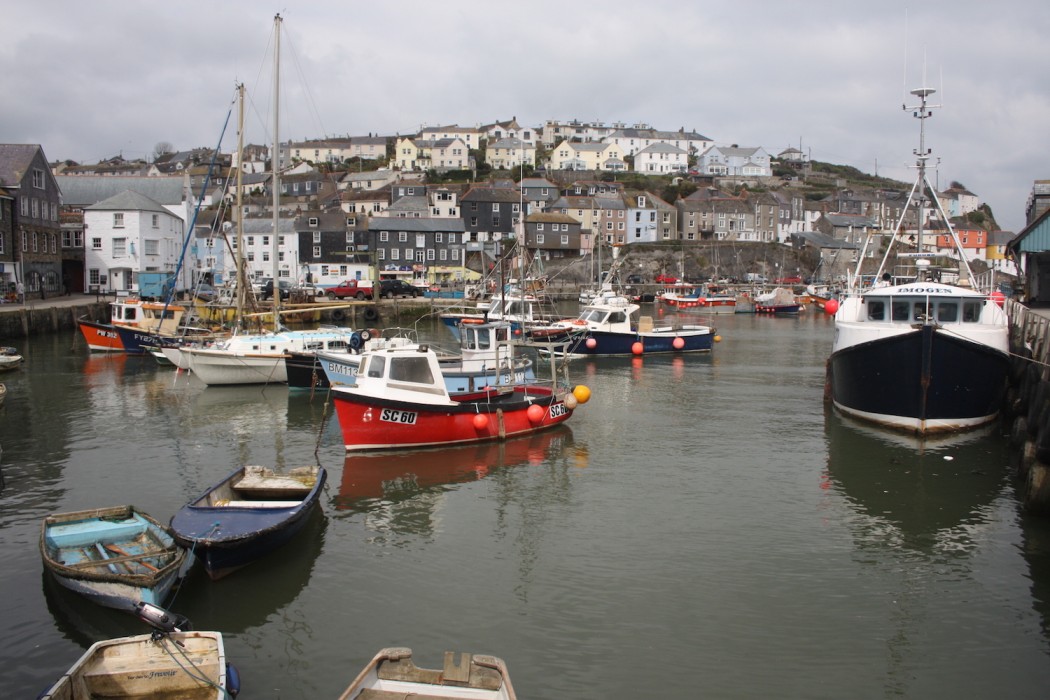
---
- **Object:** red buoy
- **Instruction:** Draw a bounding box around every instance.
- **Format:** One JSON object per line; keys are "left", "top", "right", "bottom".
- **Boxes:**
{"left": 473, "top": 413, "right": 489, "bottom": 430}
{"left": 526, "top": 404, "right": 545, "bottom": 423}
{"left": 672, "top": 336, "right": 685, "bottom": 350}
{"left": 632, "top": 341, "right": 644, "bottom": 355}
{"left": 824, "top": 298, "right": 839, "bottom": 315}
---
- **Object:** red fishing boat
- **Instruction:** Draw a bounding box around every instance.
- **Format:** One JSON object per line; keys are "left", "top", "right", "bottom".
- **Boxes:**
{"left": 331, "top": 344, "right": 590, "bottom": 452}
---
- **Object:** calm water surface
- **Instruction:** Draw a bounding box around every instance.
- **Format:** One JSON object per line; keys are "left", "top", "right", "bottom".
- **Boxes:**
{"left": 2, "top": 305, "right": 1050, "bottom": 698}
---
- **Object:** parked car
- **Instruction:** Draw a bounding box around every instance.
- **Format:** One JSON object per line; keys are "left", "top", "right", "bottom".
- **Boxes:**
{"left": 774, "top": 276, "right": 804, "bottom": 285}
{"left": 626, "top": 274, "right": 645, "bottom": 284}
{"left": 325, "top": 279, "right": 375, "bottom": 300}
{"left": 654, "top": 274, "right": 679, "bottom": 284}
{"left": 261, "top": 279, "right": 292, "bottom": 301}
{"left": 379, "top": 279, "right": 421, "bottom": 298}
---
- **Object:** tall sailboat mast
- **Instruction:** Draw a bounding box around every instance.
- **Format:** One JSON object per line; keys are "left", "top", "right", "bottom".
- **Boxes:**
{"left": 271, "top": 13, "right": 282, "bottom": 326}
{"left": 234, "top": 82, "right": 246, "bottom": 326}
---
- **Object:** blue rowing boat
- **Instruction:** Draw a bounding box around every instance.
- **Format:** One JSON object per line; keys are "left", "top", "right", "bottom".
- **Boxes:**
{"left": 170, "top": 465, "right": 326, "bottom": 580}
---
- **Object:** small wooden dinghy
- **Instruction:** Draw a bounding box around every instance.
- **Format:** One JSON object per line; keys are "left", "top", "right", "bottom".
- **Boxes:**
{"left": 170, "top": 465, "right": 326, "bottom": 580}
{"left": 338, "top": 647, "right": 517, "bottom": 700}
{"left": 40, "top": 505, "right": 191, "bottom": 611}
{"left": 39, "top": 603, "right": 239, "bottom": 699}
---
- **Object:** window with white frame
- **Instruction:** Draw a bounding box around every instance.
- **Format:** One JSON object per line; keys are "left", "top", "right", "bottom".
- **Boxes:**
{"left": 33, "top": 169, "right": 45, "bottom": 188}
{"left": 113, "top": 213, "right": 124, "bottom": 228}
{"left": 380, "top": 231, "right": 389, "bottom": 242}
{"left": 92, "top": 237, "right": 102, "bottom": 249}
{"left": 112, "top": 237, "right": 126, "bottom": 255}
{"left": 313, "top": 246, "right": 321, "bottom": 258}
{"left": 144, "top": 240, "right": 158, "bottom": 255}
{"left": 309, "top": 217, "right": 318, "bottom": 227}
{"left": 313, "top": 231, "right": 322, "bottom": 243}
{"left": 151, "top": 214, "right": 159, "bottom": 228}
{"left": 398, "top": 231, "right": 408, "bottom": 242}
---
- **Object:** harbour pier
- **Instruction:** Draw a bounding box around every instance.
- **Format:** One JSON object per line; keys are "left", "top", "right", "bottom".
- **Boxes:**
{"left": 1005, "top": 300, "right": 1050, "bottom": 512}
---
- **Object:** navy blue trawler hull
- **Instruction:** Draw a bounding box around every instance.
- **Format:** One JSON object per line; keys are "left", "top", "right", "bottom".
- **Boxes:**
{"left": 531, "top": 328, "right": 714, "bottom": 357}
{"left": 170, "top": 466, "right": 326, "bottom": 580}
{"left": 827, "top": 325, "right": 1009, "bottom": 433}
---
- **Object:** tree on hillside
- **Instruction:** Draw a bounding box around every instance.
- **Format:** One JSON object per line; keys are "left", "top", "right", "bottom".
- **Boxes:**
{"left": 153, "top": 142, "right": 174, "bottom": 161}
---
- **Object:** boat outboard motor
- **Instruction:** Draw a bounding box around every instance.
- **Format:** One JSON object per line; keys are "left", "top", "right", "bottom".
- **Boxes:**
{"left": 135, "top": 601, "right": 191, "bottom": 636}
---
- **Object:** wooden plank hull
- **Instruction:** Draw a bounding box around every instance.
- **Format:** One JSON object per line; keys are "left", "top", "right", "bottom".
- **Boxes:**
{"left": 40, "top": 505, "right": 191, "bottom": 612}
{"left": 39, "top": 631, "right": 232, "bottom": 700}
{"left": 339, "top": 647, "right": 516, "bottom": 700}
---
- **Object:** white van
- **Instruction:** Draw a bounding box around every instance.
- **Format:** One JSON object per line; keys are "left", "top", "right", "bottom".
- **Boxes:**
{"left": 745, "top": 273, "right": 768, "bottom": 284}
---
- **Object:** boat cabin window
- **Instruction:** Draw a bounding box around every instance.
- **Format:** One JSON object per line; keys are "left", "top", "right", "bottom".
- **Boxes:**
{"left": 365, "top": 356, "right": 385, "bottom": 378}
{"left": 963, "top": 301, "right": 982, "bottom": 322}
{"left": 891, "top": 301, "right": 910, "bottom": 321}
{"left": 496, "top": 327, "right": 509, "bottom": 342}
{"left": 936, "top": 302, "right": 958, "bottom": 323}
{"left": 867, "top": 301, "right": 885, "bottom": 321}
{"left": 389, "top": 356, "right": 435, "bottom": 384}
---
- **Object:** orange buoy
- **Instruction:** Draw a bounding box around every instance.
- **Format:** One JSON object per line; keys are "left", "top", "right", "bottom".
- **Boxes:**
{"left": 632, "top": 341, "right": 644, "bottom": 355}
{"left": 586, "top": 337, "right": 597, "bottom": 349}
{"left": 990, "top": 290, "right": 1006, "bottom": 307}
{"left": 472, "top": 413, "right": 489, "bottom": 430}
{"left": 672, "top": 336, "right": 685, "bottom": 350}
{"left": 572, "top": 385, "right": 592, "bottom": 404}
{"left": 714, "top": 335, "right": 722, "bottom": 342}
{"left": 527, "top": 404, "right": 545, "bottom": 423}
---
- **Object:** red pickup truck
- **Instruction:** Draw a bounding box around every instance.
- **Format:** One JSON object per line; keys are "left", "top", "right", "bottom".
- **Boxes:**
{"left": 325, "top": 279, "right": 375, "bottom": 300}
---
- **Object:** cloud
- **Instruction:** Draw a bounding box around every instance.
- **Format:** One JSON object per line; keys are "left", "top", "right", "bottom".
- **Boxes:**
{"left": 2, "top": 0, "right": 1046, "bottom": 231}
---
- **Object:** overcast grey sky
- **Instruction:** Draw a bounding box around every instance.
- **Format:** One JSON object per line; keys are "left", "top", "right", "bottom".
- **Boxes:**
{"left": 3, "top": 1, "right": 1047, "bottom": 232}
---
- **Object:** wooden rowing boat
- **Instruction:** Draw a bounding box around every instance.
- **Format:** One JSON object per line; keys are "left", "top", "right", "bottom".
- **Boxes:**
{"left": 338, "top": 647, "right": 517, "bottom": 700}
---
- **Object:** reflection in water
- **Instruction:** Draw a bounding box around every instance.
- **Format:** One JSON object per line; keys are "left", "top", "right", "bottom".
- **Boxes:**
{"left": 175, "top": 507, "right": 327, "bottom": 634}
{"left": 825, "top": 410, "right": 1007, "bottom": 551}
{"left": 335, "top": 427, "right": 578, "bottom": 535}
{"left": 825, "top": 409, "right": 1012, "bottom": 695}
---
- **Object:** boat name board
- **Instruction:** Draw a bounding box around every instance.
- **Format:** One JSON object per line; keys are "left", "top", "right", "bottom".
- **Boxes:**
{"left": 380, "top": 408, "right": 418, "bottom": 424}
{"left": 891, "top": 285, "right": 963, "bottom": 296}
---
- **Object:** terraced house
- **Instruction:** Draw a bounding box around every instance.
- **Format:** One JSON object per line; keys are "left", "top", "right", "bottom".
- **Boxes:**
{"left": 0, "top": 144, "right": 63, "bottom": 296}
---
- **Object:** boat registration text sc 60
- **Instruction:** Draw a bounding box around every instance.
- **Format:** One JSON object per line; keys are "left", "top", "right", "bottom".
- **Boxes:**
{"left": 380, "top": 409, "right": 417, "bottom": 424}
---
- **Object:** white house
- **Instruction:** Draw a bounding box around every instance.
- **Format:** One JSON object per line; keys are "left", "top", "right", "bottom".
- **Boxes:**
{"left": 698, "top": 146, "right": 772, "bottom": 177}
{"left": 634, "top": 143, "right": 688, "bottom": 174}
{"left": 83, "top": 190, "right": 187, "bottom": 294}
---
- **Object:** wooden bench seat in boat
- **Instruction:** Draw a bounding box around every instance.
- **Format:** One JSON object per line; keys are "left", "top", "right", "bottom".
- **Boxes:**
{"left": 46, "top": 519, "right": 144, "bottom": 549}
{"left": 233, "top": 468, "right": 314, "bottom": 499}
{"left": 355, "top": 689, "right": 476, "bottom": 700}
{"left": 224, "top": 500, "right": 303, "bottom": 508}
{"left": 82, "top": 646, "right": 220, "bottom": 697}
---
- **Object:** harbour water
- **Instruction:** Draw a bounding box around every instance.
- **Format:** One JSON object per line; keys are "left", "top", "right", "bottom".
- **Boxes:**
{"left": 3, "top": 305, "right": 1050, "bottom": 698}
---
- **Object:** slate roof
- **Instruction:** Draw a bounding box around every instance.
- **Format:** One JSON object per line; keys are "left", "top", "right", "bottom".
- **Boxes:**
{"left": 85, "top": 189, "right": 170, "bottom": 214}
{"left": 57, "top": 175, "right": 187, "bottom": 207}
{"left": 0, "top": 144, "right": 43, "bottom": 186}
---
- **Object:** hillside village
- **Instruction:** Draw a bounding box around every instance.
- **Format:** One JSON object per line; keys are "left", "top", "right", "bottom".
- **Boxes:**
{"left": 0, "top": 116, "right": 1041, "bottom": 300}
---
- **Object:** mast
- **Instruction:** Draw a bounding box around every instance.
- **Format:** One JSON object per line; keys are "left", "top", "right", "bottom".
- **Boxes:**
{"left": 867, "top": 84, "right": 979, "bottom": 290}
{"left": 271, "top": 13, "right": 282, "bottom": 328}
{"left": 908, "top": 86, "right": 935, "bottom": 259}
{"left": 235, "top": 83, "right": 246, "bottom": 327}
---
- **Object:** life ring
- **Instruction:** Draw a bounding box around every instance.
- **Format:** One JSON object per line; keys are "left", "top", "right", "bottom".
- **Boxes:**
{"left": 363, "top": 307, "right": 379, "bottom": 322}
{"left": 331, "top": 308, "right": 346, "bottom": 322}
{"left": 571, "top": 319, "right": 587, "bottom": 326}
{"left": 461, "top": 318, "right": 484, "bottom": 325}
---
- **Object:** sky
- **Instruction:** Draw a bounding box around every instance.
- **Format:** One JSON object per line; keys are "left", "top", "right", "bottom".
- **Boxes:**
{"left": 3, "top": 1, "right": 1048, "bottom": 233}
